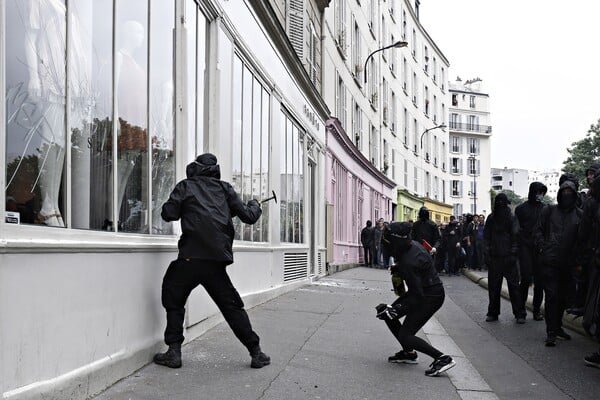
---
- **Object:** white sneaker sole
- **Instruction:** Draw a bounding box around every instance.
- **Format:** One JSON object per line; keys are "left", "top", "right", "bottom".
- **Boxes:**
{"left": 426, "top": 360, "right": 456, "bottom": 376}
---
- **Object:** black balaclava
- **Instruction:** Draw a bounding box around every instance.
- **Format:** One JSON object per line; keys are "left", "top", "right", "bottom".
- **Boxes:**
{"left": 559, "top": 173, "right": 580, "bottom": 191}
{"left": 557, "top": 181, "right": 578, "bottom": 210}
{"left": 418, "top": 207, "right": 430, "bottom": 221}
{"left": 366, "top": 220, "right": 372, "bottom": 228}
{"left": 493, "top": 193, "right": 512, "bottom": 231}
{"left": 527, "top": 182, "right": 548, "bottom": 203}
{"left": 384, "top": 222, "right": 413, "bottom": 255}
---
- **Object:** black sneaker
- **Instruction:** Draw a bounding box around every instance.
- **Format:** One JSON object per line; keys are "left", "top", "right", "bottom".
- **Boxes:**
{"left": 584, "top": 352, "right": 600, "bottom": 368}
{"left": 388, "top": 350, "right": 418, "bottom": 364}
{"left": 516, "top": 317, "right": 526, "bottom": 324}
{"left": 153, "top": 345, "right": 182, "bottom": 368}
{"left": 250, "top": 351, "right": 271, "bottom": 368}
{"left": 556, "top": 329, "right": 572, "bottom": 341}
{"left": 485, "top": 315, "right": 498, "bottom": 322}
{"left": 533, "top": 312, "right": 544, "bottom": 321}
{"left": 545, "top": 334, "right": 557, "bottom": 347}
{"left": 425, "top": 355, "right": 456, "bottom": 377}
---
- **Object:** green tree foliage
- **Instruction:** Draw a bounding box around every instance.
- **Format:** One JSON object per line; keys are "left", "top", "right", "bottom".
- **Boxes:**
{"left": 489, "top": 188, "right": 525, "bottom": 211}
{"left": 563, "top": 119, "right": 600, "bottom": 188}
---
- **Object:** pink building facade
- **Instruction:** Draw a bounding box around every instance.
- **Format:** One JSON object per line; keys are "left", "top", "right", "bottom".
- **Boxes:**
{"left": 325, "top": 118, "right": 396, "bottom": 268}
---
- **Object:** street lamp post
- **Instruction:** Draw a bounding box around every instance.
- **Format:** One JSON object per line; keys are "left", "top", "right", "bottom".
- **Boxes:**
{"left": 468, "top": 155, "right": 477, "bottom": 214}
{"left": 418, "top": 124, "right": 446, "bottom": 198}
{"left": 364, "top": 41, "right": 408, "bottom": 83}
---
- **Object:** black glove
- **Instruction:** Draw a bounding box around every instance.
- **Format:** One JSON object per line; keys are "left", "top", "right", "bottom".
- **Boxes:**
{"left": 376, "top": 303, "right": 405, "bottom": 320}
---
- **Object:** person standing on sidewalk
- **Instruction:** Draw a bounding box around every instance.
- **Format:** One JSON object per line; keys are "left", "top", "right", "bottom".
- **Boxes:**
{"left": 411, "top": 207, "right": 441, "bottom": 257}
{"left": 534, "top": 181, "right": 581, "bottom": 346}
{"left": 372, "top": 218, "right": 385, "bottom": 268}
{"left": 361, "top": 220, "right": 374, "bottom": 267}
{"left": 484, "top": 193, "right": 527, "bottom": 324}
{"left": 515, "top": 182, "right": 548, "bottom": 321}
{"left": 376, "top": 222, "right": 456, "bottom": 377}
{"left": 153, "top": 153, "right": 270, "bottom": 369}
{"left": 474, "top": 215, "right": 486, "bottom": 270}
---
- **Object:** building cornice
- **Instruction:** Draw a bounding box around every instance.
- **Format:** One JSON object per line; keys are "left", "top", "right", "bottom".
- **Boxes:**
{"left": 403, "top": 0, "right": 450, "bottom": 67}
{"left": 246, "top": 0, "right": 330, "bottom": 122}
{"left": 420, "top": 196, "right": 453, "bottom": 209}
{"left": 449, "top": 88, "right": 489, "bottom": 97}
{"left": 397, "top": 188, "right": 423, "bottom": 202}
{"left": 326, "top": 118, "right": 396, "bottom": 189}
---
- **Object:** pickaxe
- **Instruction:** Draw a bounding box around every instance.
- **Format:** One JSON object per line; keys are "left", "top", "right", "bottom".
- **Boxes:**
{"left": 261, "top": 190, "right": 278, "bottom": 204}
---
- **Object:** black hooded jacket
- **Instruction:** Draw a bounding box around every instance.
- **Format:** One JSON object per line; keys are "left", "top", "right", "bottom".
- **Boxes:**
{"left": 578, "top": 169, "right": 600, "bottom": 264}
{"left": 534, "top": 181, "right": 581, "bottom": 268}
{"left": 484, "top": 194, "right": 519, "bottom": 258}
{"left": 411, "top": 208, "right": 441, "bottom": 249}
{"left": 515, "top": 182, "right": 548, "bottom": 247}
{"left": 161, "top": 155, "right": 262, "bottom": 264}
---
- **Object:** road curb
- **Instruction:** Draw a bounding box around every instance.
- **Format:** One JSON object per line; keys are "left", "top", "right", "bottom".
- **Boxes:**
{"left": 461, "top": 269, "right": 587, "bottom": 336}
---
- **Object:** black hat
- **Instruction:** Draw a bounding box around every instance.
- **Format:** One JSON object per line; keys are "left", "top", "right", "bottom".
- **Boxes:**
{"left": 195, "top": 153, "right": 218, "bottom": 166}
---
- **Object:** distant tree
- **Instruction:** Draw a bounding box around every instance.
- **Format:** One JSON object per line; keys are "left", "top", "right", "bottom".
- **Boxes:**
{"left": 543, "top": 194, "right": 555, "bottom": 205}
{"left": 563, "top": 119, "right": 600, "bottom": 188}
{"left": 489, "top": 188, "right": 525, "bottom": 212}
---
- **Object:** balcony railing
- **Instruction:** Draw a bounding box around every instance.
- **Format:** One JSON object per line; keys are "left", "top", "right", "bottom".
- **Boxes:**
{"left": 449, "top": 122, "right": 492, "bottom": 134}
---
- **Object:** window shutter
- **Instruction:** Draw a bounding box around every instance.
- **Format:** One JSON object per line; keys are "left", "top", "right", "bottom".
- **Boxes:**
{"left": 288, "top": 0, "right": 304, "bottom": 59}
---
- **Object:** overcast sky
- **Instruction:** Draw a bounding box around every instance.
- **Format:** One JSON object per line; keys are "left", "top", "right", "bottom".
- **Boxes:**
{"left": 420, "top": 0, "right": 600, "bottom": 172}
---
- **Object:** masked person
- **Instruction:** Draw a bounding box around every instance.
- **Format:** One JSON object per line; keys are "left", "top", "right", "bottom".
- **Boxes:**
{"left": 534, "top": 181, "right": 581, "bottom": 346}
{"left": 361, "top": 220, "right": 374, "bottom": 267}
{"left": 484, "top": 193, "right": 526, "bottom": 323}
{"left": 153, "top": 153, "right": 270, "bottom": 369}
{"left": 376, "top": 222, "right": 456, "bottom": 377}
{"left": 515, "top": 182, "right": 548, "bottom": 321}
{"left": 412, "top": 207, "right": 441, "bottom": 256}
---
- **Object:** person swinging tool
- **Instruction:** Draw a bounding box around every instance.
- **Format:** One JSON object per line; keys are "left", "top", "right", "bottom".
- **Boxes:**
{"left": 376, "top": 222, "right": 456, "bottom": 377}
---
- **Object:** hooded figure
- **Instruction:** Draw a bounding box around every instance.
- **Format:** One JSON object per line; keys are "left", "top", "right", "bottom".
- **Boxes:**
{"left": 534, "top": 180, "right": 582, "bottom": 346}
{"left": 361, "top": 220, "right": 375, "bottom": 266}
{"left": 411, "top": 206, "right": 441, "bottom": 253}
{"left": 514, "top": 182, "right": 548, "bottom": 320}
{"left": 155, "top": 153, "right": 270, "bottom": 369}
{"left": 377, "top": 222, "right": 455, "bottom": 376}
{"left": 483, "top": 193, "right": 526, "bottom": 323}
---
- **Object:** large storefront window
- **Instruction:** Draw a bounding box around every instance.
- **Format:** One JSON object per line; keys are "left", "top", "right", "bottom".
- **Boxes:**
{"left": 232, "top": 54, "right": 270, "bottom": 242}
{"left": 5, "top": 0, "right": 178, "bottom": 234}
{"left": 280, "top": 111, "right": 304, "bottom": 243}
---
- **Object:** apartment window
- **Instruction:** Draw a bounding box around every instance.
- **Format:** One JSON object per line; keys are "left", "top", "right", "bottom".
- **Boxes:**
{"left": 414, "top": 166, "right": 418, "bottom": 192}
{"left": 470, "top": 95, "right": 476, "bottom": 109}
{"left": 403, "top": 107, "right": 408, "bottom": 145}
{"left": 451, "top": 180, "right": 462, "bottom": 197}
{"left": 467, "top": 115, "right": 479, "bottom": 131}
{"left": 369, "top": 58, "right": 377, "bottom": 106}
{"left": 452, "top": 93, "right": 458, "bottom": 106}
{"left": 450, "top": 135, "right": 461, "bottom": 153}
{"left": 336, "top": 73, "right": 347, "bottom": 128}
{"left": 403, "top": 58, "right": 408, "bottom": 92}
{"left": 442, "top": 142, "right": 447, "bottom": 170}
{"left": 381, "top": 16, "right": 387, "bottom": 62}
{"left": 352, "top": 21, "right": 361, "bottom": 78}
{"left": 433, "top": 135, "right": 439, "bottom": 165}
{"left": 390, "top": 34, "right": 396, "bottom": 74}
{"left": 382, "top": 78, "right": 389, "bottom": 124}
{"left": 353, "top": 102, "right": 362, "bottom": 148}
{"left": 412, "top": 72, "right": 418, "bottom": 105}
{"left": 450, "top": 113, "right": 460, "bottom": 129}
{"left": 467, "top": 137, "right": 480, "bottom": 155}
{"left": 391, "top": 91, "right": 397, "bottom": 134}
{"left": 451, "top": 157, "right": 462, "bottom": 174}
{"left": 402, "top": 10, "right": 407, "bottom": 38}
{"left": 426, "top": 172, "right": 431, "bottom": 197}
{"left": 411, "top": 28, "right": 416, "bottom": 58}
{"left": 308, "top": 22, "right": 319, "bottom": 84}
{"left": 383, "top": 139, "right": 389, "bottom": 174}
{"left": 441, "top": 67, "right": 446, "bottom": 91}
{"left": 424, "top": 86, "right": 430, "bottom": 116}
{"left": 433, "top": 95, "right": 438, "bottom": 123}
{"left": 441, "top": 103, "right": 446, "bottom": 125}
{"left": 468, "top": 157, "right": 480, "bottom": 176}
{"left": 434, "top": 176, "right": 439, "bottom": 199}
{"left": 370, "top": 124, "right": 377, "bottom": 164}
{"left": 369, "top": 0, "right": 376, "bottom": 33}
{"left": 389, "top": 0, "right": 396, "bottom": 18}
{"left": 470, "top": 181, "right": 477, "bottom": 199}
{"left": 413, "top": 119, "right": 418, "bottom": 153}
{"left": 424, "top": 46, "right": 429, "bottom": 74}
{"left": 433, "top": 57, "right": 437, "bottom": 82}
{"left": 453, "top": 203, "right": 463, "bottom": 216}
{"left": 392, "top": 150, "right": 396, "bottom": 180}
{"left": 404, "top": 160, "right": 408, "bottom": 187}
{"left": 335, "top": 0, "right": 347, "bottom": 55}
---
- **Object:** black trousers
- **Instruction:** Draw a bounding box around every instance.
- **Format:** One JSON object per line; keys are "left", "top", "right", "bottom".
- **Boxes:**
{"left": 475, "top": 240, "right": 485, "bottom": 270}
{"left": 487, "top": 256, "right": 526, "bottom": 318}
{"left": 161, "top": 259, "right": 260, "bottom": 353}
{"left": 518, "top": 245, "right": 544, "bottom": 314}
{"left": 542, "top": 265, "right": 570, "bottom": 334}
{"left": 384, "top": 287, "right": 445, "bottom": 360}
{"left": 363, "top": 245, "right": 373, "bottom": 266}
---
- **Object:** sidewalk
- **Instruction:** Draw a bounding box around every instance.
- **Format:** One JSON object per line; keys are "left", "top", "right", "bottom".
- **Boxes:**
{"left": 92, "top": 268, "right": 497, "bottom": 400}
{"left": 462, "top": 269, "right": 586, "bottom": 335}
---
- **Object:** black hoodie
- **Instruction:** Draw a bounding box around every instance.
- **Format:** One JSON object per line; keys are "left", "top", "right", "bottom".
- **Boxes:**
{"left": 161, "top": 154, "right": 262, "bottom": 263}
{"left": 534, "top": 181, "right": 581, "bottom": 268}
{"left": 484, "top": 193, "right": 519, "bottom": 258}
{"left": 515, "top": 182, "right": 548, "bottom": 247}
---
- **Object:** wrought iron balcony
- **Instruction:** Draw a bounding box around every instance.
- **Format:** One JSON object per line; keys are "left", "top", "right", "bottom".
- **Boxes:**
{"left": 449, "top": 122, "right": 492, "bottom": 134}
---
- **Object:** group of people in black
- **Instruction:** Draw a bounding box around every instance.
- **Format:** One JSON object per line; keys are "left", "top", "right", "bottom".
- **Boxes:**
{"left": 484, "top": 165, "right": 600, "bottom": 368}
{"left": 371, "top": 164, "right": 600, "bottom": 376}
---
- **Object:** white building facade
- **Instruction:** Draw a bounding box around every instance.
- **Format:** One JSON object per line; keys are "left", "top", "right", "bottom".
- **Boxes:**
{"left": 491, "top": 167, "right": 530, "bottom": 199}
{"left": 1, "top": 1, "right": 329, "bottom": 398}
{"left": 448, "top": 78, "right": 492, "bottom": 216}
{"left": 529, "top": 169, "right": 561, "bottom": 200}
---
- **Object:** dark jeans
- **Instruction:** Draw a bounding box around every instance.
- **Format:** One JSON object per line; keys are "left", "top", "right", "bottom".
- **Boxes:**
{"left": 363, "top": 245, "right": 373, "bottom": 266}
{"left": 384, "top": 286, "right": 445, "bottom": 360}
{"left": 475, "top": 240, "right": 485, "bottom": 270}
{"left": 161, "top": 259, "right": 260, "bottom": 352}
{"left": 542, "top": 265, "right": 570, "bottom": 334}
{"left": 487, "top": 256, "right": 526, "bottom": 318}
{"left": 518, "top": 245, "right": 544, "bottom": 314}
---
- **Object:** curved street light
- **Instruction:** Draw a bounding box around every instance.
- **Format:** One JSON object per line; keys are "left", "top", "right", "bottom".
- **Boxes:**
{"left": 364, "top": 41, "right": 408, "bottom": 83}
{"left": 420, "top": 123, "right": 447, "bottom": 150}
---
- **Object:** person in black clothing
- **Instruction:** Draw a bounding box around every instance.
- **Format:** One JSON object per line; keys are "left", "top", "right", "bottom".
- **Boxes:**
{"left": 442, "top": 220, "right": 462, "bottom": 276}
{"left": 361, "top": 220, "right": 374, "bottom": 266}
{"left": 534, "top": 181, "right": 581, "bottom": 346}
{"left": 153, "top": 153, "right": 270, "bottom": 369}
{"left": 515, "top": 182, "right": 548, "bottom": 321}
{"left": 411, "top": 207, "right": 441, "bottom": 255}
{"left": 484, "top": 193, "right": 526, "bottom": 323}
{"left": 376, "top": 222, "right": 456, "bottom": 377}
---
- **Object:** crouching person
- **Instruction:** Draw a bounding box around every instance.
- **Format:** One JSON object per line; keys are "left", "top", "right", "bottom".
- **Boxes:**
{"left": 376, "top": 222, "right": 456, "bottom": 377}
{"left": 154, "top": 153, "right": 270, "bottom": 369}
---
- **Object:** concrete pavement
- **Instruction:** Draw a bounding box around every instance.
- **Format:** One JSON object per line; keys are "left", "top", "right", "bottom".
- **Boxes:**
{"left": 92, "top": 268, "right": 495, "bottom": 400}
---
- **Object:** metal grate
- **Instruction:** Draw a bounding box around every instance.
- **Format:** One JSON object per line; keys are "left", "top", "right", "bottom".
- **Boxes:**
{"left": 318, "top": 252, "right": 323, "bottom": 275}
{"left": 284, "top": 252, "right": 308, "bottom": 282}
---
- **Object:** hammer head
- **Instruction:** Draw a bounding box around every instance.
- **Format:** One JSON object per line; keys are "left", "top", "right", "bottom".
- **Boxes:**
{"left": 271, "top": 190, "right": 278, "bottom": 204}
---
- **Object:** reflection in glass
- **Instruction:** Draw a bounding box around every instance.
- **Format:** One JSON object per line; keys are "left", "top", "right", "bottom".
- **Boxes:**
{"left": 280, "top": 112, "right": 305, "bottom": 243}
{"left": 5, "top": 0, "right": 67, "bottom": 226}
{"left": 260, "top": 88, "right": 270, "bottom": 242}
{"left": 115, "top": 1, "right": 148, "bottom": 233}
{"left": 231, "top": 55, "right": 243, "bottom": 240}
{"left": 185, "top": 0, "right": 197, "bottom": 153}
{"left": 241, "top": 66, "right": 253, "bottom": 241}
{"left": 150, "top": 0, "right": 175, "bottom": 235}
{"left": 70, "top": 0, "right": 113, "bottom": 231}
